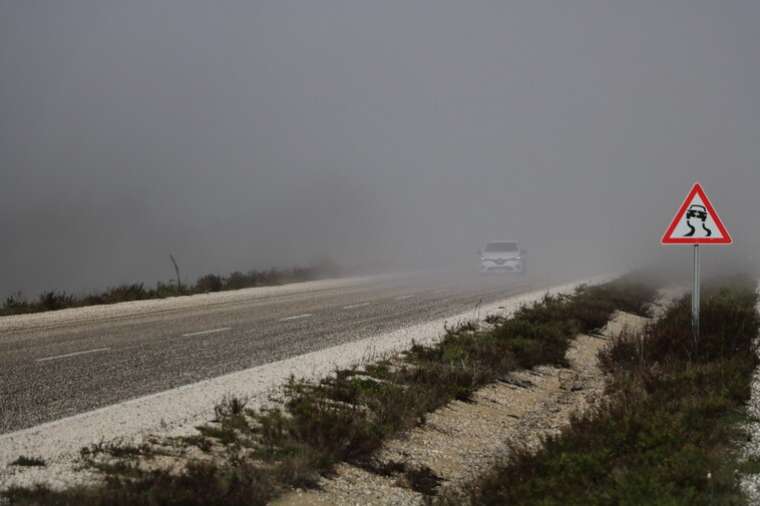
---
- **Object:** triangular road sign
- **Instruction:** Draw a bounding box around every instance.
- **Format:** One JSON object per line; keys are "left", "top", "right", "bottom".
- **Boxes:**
{"left": 661, "top": 182, "right": 732, "bottom": 244}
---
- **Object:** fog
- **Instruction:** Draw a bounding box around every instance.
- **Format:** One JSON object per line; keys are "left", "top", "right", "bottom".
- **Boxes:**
{"left": 1, "top": 1, "right": 758, "bottom": 296}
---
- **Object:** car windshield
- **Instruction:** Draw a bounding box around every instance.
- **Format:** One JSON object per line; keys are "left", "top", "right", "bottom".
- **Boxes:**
{"left": 484, "top": 242, "right": 518, "bottom": 252}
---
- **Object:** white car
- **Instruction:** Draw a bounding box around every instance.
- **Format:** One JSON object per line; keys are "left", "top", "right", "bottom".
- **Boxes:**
{"left": 479, "top": 241, "right": 526, "bottom": 274}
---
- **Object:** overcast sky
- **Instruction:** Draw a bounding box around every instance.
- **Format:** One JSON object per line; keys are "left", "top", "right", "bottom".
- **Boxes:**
{"left": 1, "top": 1, "right": 758, "bottom": 295}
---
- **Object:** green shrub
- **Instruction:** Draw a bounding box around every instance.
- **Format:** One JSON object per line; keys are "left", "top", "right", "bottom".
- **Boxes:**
{"left": 195, "top": 274, "right": 223, "bottom": 293}
{"left": 37, "top": 291, "right": 75, "bottom": 311}
{"left": 223, "top": 271, "right": 249, "bottom": 291}
{"left": 9, "top": 456, "right": 46, "bottom": 467}
{"left": 454, "top": 277, "right": 758, "bottom": 506}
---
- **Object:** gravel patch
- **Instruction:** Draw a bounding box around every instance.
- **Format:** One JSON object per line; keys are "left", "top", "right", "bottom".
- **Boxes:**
{"left": 0, "top": 275, "right": 610, "bottom": 491}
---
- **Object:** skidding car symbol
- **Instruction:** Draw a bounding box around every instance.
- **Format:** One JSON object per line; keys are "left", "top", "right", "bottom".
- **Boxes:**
{"left": 685, "top": 204, "right": 707, "bottom": 221}
{"left": 684, "top": 204, "right": 712, "bottom": 237}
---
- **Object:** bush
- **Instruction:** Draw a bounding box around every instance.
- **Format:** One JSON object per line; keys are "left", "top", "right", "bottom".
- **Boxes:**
{"left": 601, "top": 280, "right": 759, "bottom": 372}
{"left": 196, "top": 274, "right": 223, "bottom": 293}
{"left": 37, "top": 291, "right": 75, "bottom": 311}
{"left": 83, "top": 284, "right": 151, "bottom": 305}
{"left": 1, "top": 293, "right": 31, "bottom": 315}
{"left": 223, "top": 271, "right": 249, "bottom": 291}
{"left": 455, "top": 277, "right": 759, "bottom": 506}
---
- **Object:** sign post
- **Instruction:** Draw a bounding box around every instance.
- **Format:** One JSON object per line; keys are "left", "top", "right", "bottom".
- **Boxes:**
{"left": 661, "top": 182, "right": 732, "bottom": 341}
{"left": 692, "top": 244, "right": 700, "bottom": 339}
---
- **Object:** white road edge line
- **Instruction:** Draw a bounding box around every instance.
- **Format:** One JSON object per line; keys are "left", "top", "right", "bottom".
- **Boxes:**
{"left": 181, "top": 327, "right": 232, "bottom": 338}
{"left": 279, "top": 313, "right": 313, "bottom": 322}
{"left": 36, "top": 347, "right": 111, "bottom": 363}
{"left": 343, "top": 302, "right": 370, "bottom": 310}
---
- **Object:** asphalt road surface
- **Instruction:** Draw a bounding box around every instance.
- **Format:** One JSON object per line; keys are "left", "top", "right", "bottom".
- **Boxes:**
{"left": 0, "top": 271, "right": 548, "bottom": 434}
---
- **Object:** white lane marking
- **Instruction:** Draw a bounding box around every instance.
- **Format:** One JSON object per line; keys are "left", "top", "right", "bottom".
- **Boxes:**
{"left": 182, "top": 327, "right": 232, "bottom": 338}
{"left": 343, "top": 302, "right": 370, "bottom": 310}
{"left": 396, "top": 295, "right": 414, "bottom": 301}
{"left": 36, "top": 347, "right": 111, "bottom": 363}
{"left": 279, "top": 313, "right": 313, "bottom": 322}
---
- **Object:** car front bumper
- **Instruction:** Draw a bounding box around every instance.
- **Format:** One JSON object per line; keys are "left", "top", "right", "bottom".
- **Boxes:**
{"left": 480, "top": 261, "right": 523, "bottom": 273}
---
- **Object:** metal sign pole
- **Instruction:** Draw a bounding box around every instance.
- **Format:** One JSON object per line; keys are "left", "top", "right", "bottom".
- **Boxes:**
{"left": 692, "top": 244, "right": 700, "bottom": 341}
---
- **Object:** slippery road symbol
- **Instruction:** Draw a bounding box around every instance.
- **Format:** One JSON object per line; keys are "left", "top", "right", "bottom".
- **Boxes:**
{"left": 684, "top": 204, "right": 712, "bottom": 238}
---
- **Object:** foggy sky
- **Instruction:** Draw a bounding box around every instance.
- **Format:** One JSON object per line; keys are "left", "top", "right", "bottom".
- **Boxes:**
{"left": 1, "top": 1, "right": 759, "bottom": 295}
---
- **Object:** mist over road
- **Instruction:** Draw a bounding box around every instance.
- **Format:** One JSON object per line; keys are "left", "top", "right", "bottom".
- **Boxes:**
{"left": 0, "top": 272, "right": 548, "bottom": 435}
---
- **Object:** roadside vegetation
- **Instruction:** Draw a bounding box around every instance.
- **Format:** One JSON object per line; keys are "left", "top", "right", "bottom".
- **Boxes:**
{"left": 2, "top": 276, "right": 658, "bottom": 506}
{"left": 8, "top": 457, "right": 45, "bottom": 468}
{"left": 0, "top": 259, "right": 340, "bottom": 317}
{"left": 441, "top": 276, "right": 759, "bottom": 505}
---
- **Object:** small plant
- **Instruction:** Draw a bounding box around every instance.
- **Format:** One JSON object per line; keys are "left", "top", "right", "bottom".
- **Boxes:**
{"left": 213, "top": 395, "right": 248, "bottom": 420}
{"left": 37, "top": 291, "right": 75, "bottom": 311}
{"left": 80, "top": 441, "right": 153, "bottom": 460}
{"left": 9, "top": 456, "right": 46, "bottom": 467}
{"left": 400, "top": 463, "right": 442, "bottom": 495}
{"left": 2, "top": 293, "right": 30, "bottom": 314}
{"left": 223, "top": 272, "right": 249, "bottom": 291}
{"left": 195, "top": 274, "right": 223, "bottom": 293}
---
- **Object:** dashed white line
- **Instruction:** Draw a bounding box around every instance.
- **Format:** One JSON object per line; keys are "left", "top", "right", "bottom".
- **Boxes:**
{"left": 343, "top": 302, "right": 371, "bottom": 310}
{"left": 181, "top": 327, "right": 232, "bottom": 338}
{"left": 396, "top": 295, "right": 414, "bottom": 301}
{"left": 36, "top": 347, "right": 111, "bottom": 363}
{"left": 279, "top": 313, "right": 313, "bottom": 322}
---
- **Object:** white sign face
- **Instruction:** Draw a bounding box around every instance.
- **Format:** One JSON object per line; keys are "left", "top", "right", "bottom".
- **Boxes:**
{"left": 669, "top": 193, "right": 724, "bottom": 240}
{"left": 661, "top": 182, "right": 732, "bottom": 245}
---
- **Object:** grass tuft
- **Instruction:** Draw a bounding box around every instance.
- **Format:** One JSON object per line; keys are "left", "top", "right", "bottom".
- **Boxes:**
{"left": 9, "top": 456, "right": 46, "bottom": 467}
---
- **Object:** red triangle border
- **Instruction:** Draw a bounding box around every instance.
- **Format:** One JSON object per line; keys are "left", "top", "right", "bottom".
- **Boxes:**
{"left": 661, "top": 182, "right": 732, "bottom": 245}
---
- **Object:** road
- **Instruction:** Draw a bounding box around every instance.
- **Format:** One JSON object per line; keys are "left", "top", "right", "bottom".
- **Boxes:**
{"left": 0, "top": 272, "right": 547, "bottom": 434}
